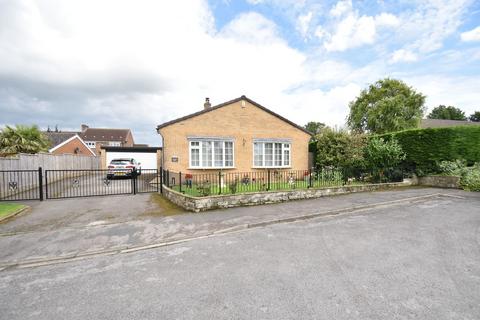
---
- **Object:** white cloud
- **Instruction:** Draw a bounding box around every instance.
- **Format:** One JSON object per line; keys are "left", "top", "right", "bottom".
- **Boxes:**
{"left": 324, "top": 14, "right": 376, "bottom": 51}
{"left": 323, "top": 1, "right": 399, "bottom": 52}
{"left": 297, "top": 11, "right": 313, "bottom": 39}
{"left": 375, "top": 13, "right": 400, "bottom": 28}
{"left": 390, "top": 49, "right": 418, "bottom": 63}
{"left": 407, "top": 75, "right": 480, "bottom": 115}
{"left": 314, "top": 26, "right": 327, "bottom": 40}
{"left": 396, "top": 0, "right": 472, "bottom": 54}
{"left": 329, "top": 0, "right": 352, "bottom": 18}
{"left": 461, "top": 26, "right": 480, "bottom": 42}
{"left": 219, "top": 12, "right": 282, "bottom": 45}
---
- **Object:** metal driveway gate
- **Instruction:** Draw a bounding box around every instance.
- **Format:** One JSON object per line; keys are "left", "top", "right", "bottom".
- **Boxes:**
{"left": 0, "top": 169, "right": 43, "bottom": 201}
{"left": 45, "top": 169, "right": 160, "bottom": 199}
{"left": 0, "top": 168, "right": 160, "bottom": 201}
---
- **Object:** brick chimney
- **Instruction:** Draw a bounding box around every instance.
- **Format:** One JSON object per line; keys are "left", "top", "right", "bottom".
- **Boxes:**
{"left": 204, "top": 97, "right": 211, "bottom": 110}
{"left": 81, "top": 124, "right": 89, "bottom": 132}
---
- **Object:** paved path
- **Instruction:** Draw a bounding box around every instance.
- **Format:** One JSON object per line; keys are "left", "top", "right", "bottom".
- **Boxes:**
{"left": 1, "top": 190, "right": 479, "bottom": 319}
{"left": 0, "top": 187, "right": 474, "bottom": 266}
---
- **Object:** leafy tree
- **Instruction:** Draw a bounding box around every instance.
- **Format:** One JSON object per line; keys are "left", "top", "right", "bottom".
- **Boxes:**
{"left": 0, "top": 125, "right": 50, "bottom": 155}
{"left": 363, "top": 137, "right": 405, "bottom": 182}
{"left": 427, "top": 105, "right": 467, "bottom": 120}
{"left": 347, "top": 78, "right": 426, "bottom": 134}
{"left": 469, "top": 111, "right": 480, "bottom": 122}
{"left": 315, "top": 127, "right": 366, "bottom": 169}
{"left": 304, "top": 122, "right": 325, "bottom": 135}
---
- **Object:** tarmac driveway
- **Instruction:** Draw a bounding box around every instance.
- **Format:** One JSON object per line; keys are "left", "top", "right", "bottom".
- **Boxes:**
{"left": 0, "top": 193, "right": 185, "bottom": 234}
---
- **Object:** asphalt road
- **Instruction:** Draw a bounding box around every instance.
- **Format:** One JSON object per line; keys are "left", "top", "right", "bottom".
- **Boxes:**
{"left": 1, "top": 192, "right": 479, "bottom": 319}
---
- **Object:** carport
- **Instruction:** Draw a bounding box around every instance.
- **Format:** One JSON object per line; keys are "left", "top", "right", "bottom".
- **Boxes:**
{"left": 101, "top": 146, "right": 162, "bottom": 170}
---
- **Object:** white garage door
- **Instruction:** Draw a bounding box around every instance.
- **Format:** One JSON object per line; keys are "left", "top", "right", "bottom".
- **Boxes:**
{"left": 106, "top": 152, "right": 158, "bottom": 169}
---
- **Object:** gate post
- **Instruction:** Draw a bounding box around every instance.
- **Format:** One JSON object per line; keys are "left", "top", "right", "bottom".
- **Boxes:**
{"left": 132, "top": 169, "right": 137, "bottom": 195}
{"left": 38, "top": 167, "right": 43, "bottom": 201}
{"left": 166, "top": 170, "right": 170, "bottom": 188}
{"left": 267, "top": 169, "right": 271, "bottom": 191}
{"left": 160, "top": 168, "right": 163, "bottom": 194}
{"left": 179, "top": 172, "right": 182, "bottom": 193}
{"left": 308, "top": 168, "right": 313, "bottom": 188}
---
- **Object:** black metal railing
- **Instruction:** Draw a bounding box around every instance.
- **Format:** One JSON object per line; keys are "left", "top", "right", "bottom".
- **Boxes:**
{"left": 0, "top": 168, "right": 43, "bottom": 201}
{"left": 161, "top": 167, "right": 404, "bottom": 197}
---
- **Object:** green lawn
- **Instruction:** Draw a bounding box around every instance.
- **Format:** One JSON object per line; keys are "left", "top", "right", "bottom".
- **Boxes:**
{"left": 172, "top": 179, "right": 366, "bottom": 197}
{"left": 0, "top": 203, "right": 26, "bottom": 218}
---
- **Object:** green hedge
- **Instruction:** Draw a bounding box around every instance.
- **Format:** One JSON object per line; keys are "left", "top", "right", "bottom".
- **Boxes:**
{"left": 378, "top": 126, "right": 480, "bottom": 173}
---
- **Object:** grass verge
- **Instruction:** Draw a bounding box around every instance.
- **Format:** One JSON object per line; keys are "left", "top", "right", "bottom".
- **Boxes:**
{"left": 0, "top": 203, "right": 27, "bottom": 218}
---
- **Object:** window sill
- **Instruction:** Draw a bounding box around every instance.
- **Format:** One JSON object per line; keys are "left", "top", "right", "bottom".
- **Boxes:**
{"left": 252, "top": 166, "right": 292, "bottom": 169}
{"left": 188, "top": 167, "right": 236, "bottom": 170}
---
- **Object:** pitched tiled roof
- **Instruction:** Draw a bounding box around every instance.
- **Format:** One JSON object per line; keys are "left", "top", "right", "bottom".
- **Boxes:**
{"left": 156, "top": 95, "right": 312, "bottom": 136}
{"left": 79, "top": 128, "right": 131, "bottom": 142}
{"left": 43, "top": 131, "right": 78, "bottom": 148}
{"left": 420, "top": 119, "right": 480, "bottom": 128}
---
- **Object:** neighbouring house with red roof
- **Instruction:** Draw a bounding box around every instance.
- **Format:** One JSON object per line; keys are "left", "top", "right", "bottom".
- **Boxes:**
{"left": 43, "top": 125, "right": 136, "bottom": 156}
{"left": 43, "top": 131, "right": 96, "bottom": 156}
{"left": 78, "top": 125, "right": 135, "bottom": 155}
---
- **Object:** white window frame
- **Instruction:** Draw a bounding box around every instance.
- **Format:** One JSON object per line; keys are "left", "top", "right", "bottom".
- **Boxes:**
{"left": 85, "top": 141, "right": 96, "bottom": 148}
{"left": 253, "top": 140, "right": 291, "bottom": 168}
{"left": 108, "top": 141, "right": 121, "bottom": 147}
{"left": 189, "top": 138, "right": 235, "bottom": 169}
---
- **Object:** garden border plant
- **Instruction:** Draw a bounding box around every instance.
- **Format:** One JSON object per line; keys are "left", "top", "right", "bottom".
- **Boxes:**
{"left": 436, "top": 160, "right": 480, "bottom": 192}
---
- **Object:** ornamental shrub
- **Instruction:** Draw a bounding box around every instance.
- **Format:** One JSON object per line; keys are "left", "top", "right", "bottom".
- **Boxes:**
{"left": 460, "top": 165, "right": 480, "bottom": 192}
{"left": 436, "top": 160, "right": 480, "bottom": 192}
{"left": 363, "top": 137, "right": 406, "bottom": 182}
{"left": 437, "top": 159, "right": 467, "bottom": 176}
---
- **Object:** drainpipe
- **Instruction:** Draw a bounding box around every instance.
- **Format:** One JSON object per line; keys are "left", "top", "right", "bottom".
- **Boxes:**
{"left": 156, "top": 127, "right": 165, "bottom": 170}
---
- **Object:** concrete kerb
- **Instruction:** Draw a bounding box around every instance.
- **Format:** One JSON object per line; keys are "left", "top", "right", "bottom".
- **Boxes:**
{"left": 0, "top": 192, "right": 451, "bottom": 271}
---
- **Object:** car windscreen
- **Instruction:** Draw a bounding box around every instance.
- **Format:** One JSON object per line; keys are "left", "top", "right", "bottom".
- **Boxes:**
{"left": 110, "top": 159, "right": 132, "bottom": 165}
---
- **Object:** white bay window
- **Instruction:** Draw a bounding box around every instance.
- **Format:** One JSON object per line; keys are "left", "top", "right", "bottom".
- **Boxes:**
{"left": 253, "top": 140, "right": 291, "bottom": 168}
{"left": 189, "top": 138, "right": 234, "bottom": 168}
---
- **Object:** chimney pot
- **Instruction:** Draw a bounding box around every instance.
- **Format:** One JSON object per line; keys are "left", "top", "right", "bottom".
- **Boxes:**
{"left": 204, "top": 97, "right": 211, "bottom": 110}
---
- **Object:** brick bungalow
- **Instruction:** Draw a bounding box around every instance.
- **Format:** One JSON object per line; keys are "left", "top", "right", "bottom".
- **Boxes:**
{"left": 156, "top": 96, "right": 312, "bottom": 174}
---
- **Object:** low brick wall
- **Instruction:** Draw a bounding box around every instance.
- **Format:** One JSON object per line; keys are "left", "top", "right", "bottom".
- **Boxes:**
{"left": 162, "top": 181, "right": 413, "bottom": 212}
{"left": 418, "top": 175, "right": 460, "bottom": 189}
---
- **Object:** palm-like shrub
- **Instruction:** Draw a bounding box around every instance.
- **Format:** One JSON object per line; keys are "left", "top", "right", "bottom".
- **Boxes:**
{"left": 0, "top": 125, "right": 50, "bottom": 155}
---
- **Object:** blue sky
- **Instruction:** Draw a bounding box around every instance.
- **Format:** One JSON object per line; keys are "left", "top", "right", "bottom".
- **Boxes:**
{"left": 0, "top": 0, "right": 479, "bottom": 145}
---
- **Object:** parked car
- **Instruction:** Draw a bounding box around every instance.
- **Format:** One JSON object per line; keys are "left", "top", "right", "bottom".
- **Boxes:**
{"left": 107, "top": 158, "right": 141, "bottom": 179}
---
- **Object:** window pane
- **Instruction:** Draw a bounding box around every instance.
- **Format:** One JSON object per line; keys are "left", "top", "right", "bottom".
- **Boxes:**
{"left": 214, "top": 141, "right": 223, "bottom": 167}
{"left": 225, "top": 142, "right": 233, "bottom": 167}
{"left": 284, "top": 144, "right": 290, "bottom": 166}
{"left": 202, "top": 141, "right": 212, "bottom": 167}
{"left": 265, "top": 143, "right": 273, "bottom": 166}
{"left": 274, "top": 143, "right": 282, "bottom": 166}
{"left": 191, "top": 149, "right": 200, "bottom": 166}
{"left": 254, "top": 142, "right": 263, "bottom": 166}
